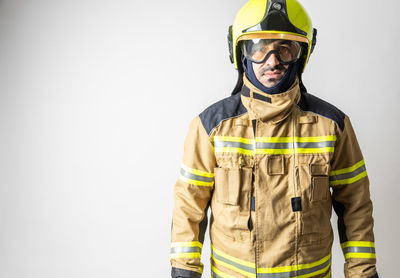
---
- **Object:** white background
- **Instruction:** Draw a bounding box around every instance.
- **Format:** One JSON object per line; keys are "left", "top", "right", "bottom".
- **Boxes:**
{"left": 0, "top": 0, "right": 399, "bottom": 277}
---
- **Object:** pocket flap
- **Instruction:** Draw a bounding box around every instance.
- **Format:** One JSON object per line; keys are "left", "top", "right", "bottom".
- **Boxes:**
{"left": 299, "top": 115, "right": 317, "bottom": 124}
{"left": 309, "top": 164, "right": 329, "bottom": 176}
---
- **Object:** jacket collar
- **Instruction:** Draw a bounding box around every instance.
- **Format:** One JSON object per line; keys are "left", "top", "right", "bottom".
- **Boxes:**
{"left": 240, "top": 75, "right": 301, "bottom": 124}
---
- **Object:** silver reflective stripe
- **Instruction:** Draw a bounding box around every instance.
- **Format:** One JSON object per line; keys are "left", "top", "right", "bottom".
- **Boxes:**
{"left": 342, "top": 246, "right": 376, "bottom": 254}
{"left": 330, "top": 164, "right": 366, "bottom": 181}
{"left": 256, "top": 142, "right": 292, "bottom": 149}
{"left": 214, "top": 140, "right": 254, "bottom": 150}
{"left": 295, "top": 141, "right": 335, "bottom": 148}
{"left": 170, "top": 246, "right": 202, "bottom": 254}
{"left": 258, "top": 257, "right": 331, "bottom": 278}
{"left": 211, "top": 248, "right": 256, "bottom": 274}
{"left": 256, "top": 141, "right": 335, "bottom": 150}
{"left": 180, "top": 168, "right": 214, "bottom": 183}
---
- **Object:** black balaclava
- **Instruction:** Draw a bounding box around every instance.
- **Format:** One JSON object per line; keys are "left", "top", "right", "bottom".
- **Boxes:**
{"left": 244, "top": 57, "right": 299, "bottom": 95}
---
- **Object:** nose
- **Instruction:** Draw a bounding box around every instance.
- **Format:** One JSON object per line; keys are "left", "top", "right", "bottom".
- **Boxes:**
{"left": 264, "top": 52, "right": 280, "bottom": 67}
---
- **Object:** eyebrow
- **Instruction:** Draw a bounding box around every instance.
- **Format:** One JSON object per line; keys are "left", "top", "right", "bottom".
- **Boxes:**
{"left": 276, "top": 40, "right": 292, "bottom": 46}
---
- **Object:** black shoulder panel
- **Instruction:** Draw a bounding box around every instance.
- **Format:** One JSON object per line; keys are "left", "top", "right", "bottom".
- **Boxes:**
{"left": 199, "top": 92, "right": 247, "bottom": 135}
{"left": 297, "top": 91, "right": 346, "bottom": 131}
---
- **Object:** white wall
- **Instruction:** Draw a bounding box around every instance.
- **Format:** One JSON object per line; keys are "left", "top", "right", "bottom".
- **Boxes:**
{"left": 0, "top": 0, "right": 398, "bottom": 277}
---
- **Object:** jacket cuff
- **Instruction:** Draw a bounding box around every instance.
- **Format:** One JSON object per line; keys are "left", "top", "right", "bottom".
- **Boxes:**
{"left": 171, "top": 267, "right": 202, "bottom": 278}
{"left": 368, "top": 273, "right": 379, "bottom": 278}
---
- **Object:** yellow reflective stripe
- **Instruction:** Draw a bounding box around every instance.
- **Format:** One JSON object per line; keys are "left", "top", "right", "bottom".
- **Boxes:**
{"left": 255, "top": 148, "right": 294, "bottom": 155}
{"left": 170, "top": 253, "right": 201, "bottom": 259}
{"left": 256, "top": 136, "right": 336, "bottom": 143}
{"left": 322, "top": 269, "right": 331, "bottom": 278}
{"left": 214, "top": 136, "right": 336, "bottom": 156}
{"left": 256, "top": 137, "right": 293, "bottom": 143}
{"left": 214, "top": 136, "right": 254, "bottom": 144}
{"left": 211, "top": 244, "right": 255, "bottom": 268}
{"left": 330, "top": 159, "right": 365, "bottom": 176}
{"left": 170, "top": 242, "right": 202, "bottom": 260}
{"left": 211, "top": 265, "right": 237, "bottom": 278}
{"left": 257, "top": 253, "right": 331, "bottom": 274}
{"left": 340, "top": 241, "right": 375, "bottom": 248}
{"left": 296, "top": 253, "right": 331, "bottom": 272}
{"left": 344, "top": 253, "right": 376, "bottom": 259}
{"left": 214, "top": 147, "right": 255, "bottom": 155}
{"left": 294, "top": 135, "right": 336, "bottom": 142}
{"left": 255, "top": 147, "right": 334, "bottom": 155}
{"left": 295, "top": 260, "right": 331, "bottom": 278}
{"left": 296, "top": 147, "right": 335, "bottom": 153}
{"left": 171, "top": 241, "right": 203, "bottom": 248}
{"left": 179, "top": 175, "right": 214, "bottom": 187}
{"left": 211, "top": 253, "right": 256, "bottom": 278}
{"left": 330, "top": 171, "right": 367, "bottom": 186}
{"left": 212, "top": 244, "right": 331, "bottom": 278}
{"left": 181, "top": 164, "right": 214, "bottom": 178}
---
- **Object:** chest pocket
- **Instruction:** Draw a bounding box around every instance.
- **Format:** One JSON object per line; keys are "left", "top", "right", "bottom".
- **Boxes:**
{"left": 298, "top": 161, "right": 332, "bottom": 245}
{"left": 309, "top": 164, "right": 330, "bottom": 202}
{"left": 212, "top": 167, "right": 252, "bottom": 241}
{"left": 214, "top": 167, "right": 252, "bottom": 207}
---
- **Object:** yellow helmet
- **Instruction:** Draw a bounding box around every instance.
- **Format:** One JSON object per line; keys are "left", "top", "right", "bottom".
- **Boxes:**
{"left": 228, "top": 0, "right": 316, "bottom": 73}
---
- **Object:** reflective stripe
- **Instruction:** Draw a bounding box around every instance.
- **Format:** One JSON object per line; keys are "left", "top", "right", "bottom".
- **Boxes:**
{"left": 258, "top": 254, "right": 331, "bottom": 278}
{"left": 214, "top": 136, "right": 254, "bottom": 144}
{"left": 214, "top": 136, "right": 336, "bottom": 155}
{"left": 256, "top": 136, "right": 337, "bottom": 143}
{"left": 330, "top": 164, "right": 366, "bottom": 181}
{"left": 181, "top": 164, "right": 215, "bottom": 178}
{"left": 179, "top": 164, "right": 214, "bottom": 187}
{"left": 215, "top": 140, "right": 255, "bottom": 150}
{"left": 170, "top": 246, "right": 202, "bottom": 254}
{"left": 170, "top": 241, "right": 202, "bottom": 259}
{"left": 340, "top": 241, "right": 376, "bottom": 259}
{"left": 344, "top": 253, "right": 376, "bottom": 259}
{"left": 340, "top": 241, "right": 375, "bottom": 248}
{"left": 214, "top": 136, "right": 255, "bottom": 155}
{"left": 211, "top": 265, "right": 236, "bottom": 278}
{"left": 170, "top": 253, "right": 201, "bottom": 259}
{"left": 323, "top": 269, "right": 332, "bottom": 278}
{"left": 211, "top": 245, "right": 256, "bottom": 278}
{"left": 256, "top": 141, "right": 335, "bottom": 149}
{"left": 211, "top": 244, "right": 331, "bottom": 278}
{"left": 343, "top": 246, "right": 376, "bottom": 254}
{"left": 330, "top": 160, "right": 368, "bottom": 186}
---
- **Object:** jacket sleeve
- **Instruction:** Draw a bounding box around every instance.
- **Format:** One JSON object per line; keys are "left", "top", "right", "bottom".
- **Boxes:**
{"left": 330, "top": 115, "right": 378, "bottom": 278}
{"left": 170, "top": 116, "right": 216, "bottom": 278}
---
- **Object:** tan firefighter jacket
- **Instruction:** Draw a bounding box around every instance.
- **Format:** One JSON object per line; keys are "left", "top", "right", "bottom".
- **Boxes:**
{"left": 170, "top": 76, "right": 378, "bottom": 278}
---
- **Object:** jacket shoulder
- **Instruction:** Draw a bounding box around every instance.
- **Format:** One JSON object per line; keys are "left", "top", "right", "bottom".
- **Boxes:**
{"left": 297, "top": 91, "right": 346, "bottom": 131}
{"left": 199, "top": 93, "right": 247, "bottom": 135}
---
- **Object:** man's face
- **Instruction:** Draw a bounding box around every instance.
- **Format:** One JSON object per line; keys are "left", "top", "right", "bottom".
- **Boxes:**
{"left": 252, "top": 53, "right": 289, "bottom": 88}
{"left": 243, "top": 39, "right": 301, "bottom": 88}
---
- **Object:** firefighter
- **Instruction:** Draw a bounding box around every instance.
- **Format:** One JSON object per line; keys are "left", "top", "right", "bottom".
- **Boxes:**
{"left": 170, "top": 1, "right": 378, "bottom": 277}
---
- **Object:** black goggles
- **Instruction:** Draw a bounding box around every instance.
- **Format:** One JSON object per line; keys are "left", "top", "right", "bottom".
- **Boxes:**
{"left": 242, "top": 39, "right": 302, "bottom": 65}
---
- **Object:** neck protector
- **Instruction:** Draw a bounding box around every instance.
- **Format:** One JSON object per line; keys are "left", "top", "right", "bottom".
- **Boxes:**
{"left": 244, "top": 58, "right": 298, "bottom": 95}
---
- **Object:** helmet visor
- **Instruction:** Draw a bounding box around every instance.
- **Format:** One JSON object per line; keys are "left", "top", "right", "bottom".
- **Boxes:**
{"left": 242, "top": 39, "right": 302, "bottom": 65}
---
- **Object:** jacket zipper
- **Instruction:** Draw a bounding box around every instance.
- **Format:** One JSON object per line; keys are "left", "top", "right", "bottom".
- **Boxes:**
{"left": 251, "top": 118, "right": 258, "bottom": 277}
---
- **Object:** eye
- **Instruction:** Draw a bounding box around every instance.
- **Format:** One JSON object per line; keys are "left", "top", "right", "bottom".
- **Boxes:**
{"left": 278, "top": 45, "right": 291, "bottom": 56}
